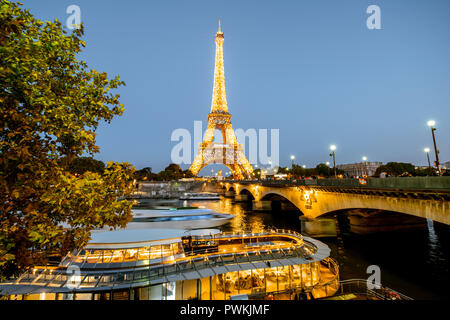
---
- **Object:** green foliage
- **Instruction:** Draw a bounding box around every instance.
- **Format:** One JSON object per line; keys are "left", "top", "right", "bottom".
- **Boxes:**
{"left": 315, "top": 163, "right": 331, "bottom": 177}
{"left": 253, "top": 168, "right": 261, "bottom": 179}
{"left": 182, "top": 169, "right": 195, "bottom": 179}
{"left": 68, "top": 157, "right": 105, "bottom": 175}
{"left": 134, "top": 167, "right": 153, "bottom": 181}
{"left": 156, "top": 163, "right": 183, "bottom": 181}
{"left": 414, "top": 167, "right": 436, "bottom": 177}
{"left": 375, "top": 162, "right": 416, "bottom": 177}
{"left": 289, "top": 163, "right": 342, "bottom": 178}
{"left": 276, "top": 167, "right": 289, "bottom": 174}
{"left": 0, "top": 1, "right": 134, "bottom": 278}
{"left": 133, "top": 164, "right": 196, "bottom": 182}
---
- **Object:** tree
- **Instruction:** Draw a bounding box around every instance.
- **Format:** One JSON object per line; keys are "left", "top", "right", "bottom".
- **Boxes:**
{"left": 134, "top": 167, "right": 153, "bottom": 181}
{"left": 375, "top": 162, "right": 415, "bottom": 177}
{"left": 414, "top": 167, "right": 436, "bottom": 177}
{"left": 182, "top": 169, "right": 194, "bottom": 179}
{"left": 277, "top": 167, "right": 289, "bottom": 174}
{"left": 315, "top": 163, "right": 331, "bottom": 177}
{"left": 152, "top": 164, "right": 196, "bottom": 181}
{"left": 0, "top": 1, "right": 135, "bottom": 279}
{"left": 68, "top": 157, "right": 106, "bottom": 175}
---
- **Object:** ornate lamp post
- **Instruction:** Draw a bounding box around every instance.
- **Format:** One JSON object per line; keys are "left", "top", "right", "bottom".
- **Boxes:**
{"left": 329, "top": 145, "right": 337, "bottom": 178}
{"left": 427, "top": 120, "right": 441, "bottom": 176}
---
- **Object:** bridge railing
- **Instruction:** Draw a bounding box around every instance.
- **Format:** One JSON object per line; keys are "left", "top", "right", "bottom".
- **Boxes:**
{"left": 223, "top": 176, "right": 450, "bottom": 191}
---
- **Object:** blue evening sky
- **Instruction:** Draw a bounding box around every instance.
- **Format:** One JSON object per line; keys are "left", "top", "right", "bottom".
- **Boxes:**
{"left": 19, "top": 0, "right": 450, "bottom": 174}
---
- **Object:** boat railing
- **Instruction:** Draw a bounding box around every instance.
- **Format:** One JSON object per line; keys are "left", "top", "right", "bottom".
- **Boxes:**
{"left": 336, "top": 279, "right": 413, "bottom": 300}
{"left": 191, "top": 229, "right": 304, "bottom": 242}
{"left": 8, "top": 239, "right": 315, "bottom": 291}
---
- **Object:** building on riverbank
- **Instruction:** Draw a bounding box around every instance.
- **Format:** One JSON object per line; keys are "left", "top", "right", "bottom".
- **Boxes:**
{"left": 336, "top": 162, "right": 383, "bottom": 177}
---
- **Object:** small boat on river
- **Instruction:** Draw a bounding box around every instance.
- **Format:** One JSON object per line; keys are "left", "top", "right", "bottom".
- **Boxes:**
{"left": 124, "top": 207, "right": 233, "bottom": 230}
{"left": 179, "top": 192, "right": 221, "bottom": 200}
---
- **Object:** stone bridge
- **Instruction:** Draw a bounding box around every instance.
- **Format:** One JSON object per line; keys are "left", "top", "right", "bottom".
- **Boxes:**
{"left": 218, "top": 177, "right": 450, "bottom": 226}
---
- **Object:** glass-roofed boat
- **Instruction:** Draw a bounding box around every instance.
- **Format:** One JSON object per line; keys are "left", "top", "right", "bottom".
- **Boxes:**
{"left": 0, "top": 228, "right": 342, "bottom": 300}
{"left": 0, "top": 228, "right": 411, "bottom": 300}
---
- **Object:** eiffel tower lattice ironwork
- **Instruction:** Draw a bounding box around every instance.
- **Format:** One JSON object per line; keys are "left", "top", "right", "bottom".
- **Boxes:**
{"left": 189, "top": 21, "right": 254, "bottom": 180}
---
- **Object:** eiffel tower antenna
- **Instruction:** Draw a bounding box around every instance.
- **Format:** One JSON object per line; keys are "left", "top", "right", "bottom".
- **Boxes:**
{"left": 189, "top": 24, "right": 254, "bottom": 180}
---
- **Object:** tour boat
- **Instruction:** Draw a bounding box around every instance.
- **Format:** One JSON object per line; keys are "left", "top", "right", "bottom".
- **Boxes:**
{"left": 0, "top": 228, "right": 339, "bottom": 300}
{"left": 0, "top": 228, "right": 411, "bottom": 300}
{"left": 179, "top": 192, "right": 221, "bottom": 200}
{"left": 124, "top": 207, "right": 233, "bottom": 229}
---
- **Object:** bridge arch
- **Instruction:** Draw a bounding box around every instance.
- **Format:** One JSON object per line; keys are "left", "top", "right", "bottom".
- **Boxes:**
{"left": 259, "top": 192, "right": 303, "bottom": 214}
{"left": 238, "top": 187, "right": 255, "bottom": 200}
{"left": 311, "top": 202, "right": 433, "bottom": 220}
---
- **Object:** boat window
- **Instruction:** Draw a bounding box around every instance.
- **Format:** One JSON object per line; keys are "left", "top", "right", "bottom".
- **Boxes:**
{"left": 153, "top": 217, "right": 171, "bottom": 222}
{"left": 149, "top": 245, "right": 161, "bottom": 259}
{"left": 101, "top": 250, "right": 114, "bottom": 264}
{"left": 172, "top": 242, "right": 184, "bottom": 255}
{"left": 172, "top": 214, "right": 214, "bottom": 221}
{"left": 124, "top": 249, "right": 138, "bottom": 262}
{"left": 111, "top": 250, "right": 125, "bottom": 263}
{"left": 137, "top": 247, "right": 150, "bottom": 260}
{"left": 161, "top": 244, "right": 172, "bottom": 257}
{"left": 72, "top": 250, "right": 87, "bottom": 263}
{"left": 86, "top": 250, "right": 102, "bottom": 264}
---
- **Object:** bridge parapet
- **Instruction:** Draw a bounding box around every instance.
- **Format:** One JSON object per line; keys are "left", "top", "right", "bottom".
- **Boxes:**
{"left": 223, "top": 177, "right": 450, "bottom": 191}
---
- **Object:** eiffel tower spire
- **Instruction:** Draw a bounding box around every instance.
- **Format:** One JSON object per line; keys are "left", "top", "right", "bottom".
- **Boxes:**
{"left": 211, "top": 19, "right": 227, "bottom": 113}
{"left": 189, "top": 23, "right": 254, "bottom": 180}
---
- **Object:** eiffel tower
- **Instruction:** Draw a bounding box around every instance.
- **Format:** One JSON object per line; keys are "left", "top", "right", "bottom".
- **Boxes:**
{"left": 189, "top": 21, "right": 254, "bottom": 180}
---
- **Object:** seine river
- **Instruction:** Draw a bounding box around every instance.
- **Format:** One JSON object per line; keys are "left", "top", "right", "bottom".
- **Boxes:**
{"left": 173, "top": 198, "right": 450, "bottom": 300}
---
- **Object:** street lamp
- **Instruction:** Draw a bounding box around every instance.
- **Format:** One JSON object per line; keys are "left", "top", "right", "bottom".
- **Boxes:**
{"left": 427, "top": 120, "right": 441, "bottom": 175}
{"left": 326, "top": 161, "right": 331, "bottom": 177}
{"left": 329, "top": 145, "right": 337, "bottom": 178}
{"left": 290, "top": 155, "right": 295, "bottom": 168}
{"left": 424, "top": 147, "right": 432, "bottom": 174}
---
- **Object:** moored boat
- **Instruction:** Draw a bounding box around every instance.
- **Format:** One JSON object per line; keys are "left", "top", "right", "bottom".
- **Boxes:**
{"left": 179, "top": 192, "right": 221, "bottom": 200}
{"left": 123, "top": 207, "right": 233, "bottom": 230}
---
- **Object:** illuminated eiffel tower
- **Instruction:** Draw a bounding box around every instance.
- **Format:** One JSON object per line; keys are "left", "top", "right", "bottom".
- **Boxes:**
{"left": 189, "top": 21, "right": 254, "bottom": 180}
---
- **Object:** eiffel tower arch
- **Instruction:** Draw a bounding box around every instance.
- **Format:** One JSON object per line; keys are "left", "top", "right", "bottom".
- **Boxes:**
{"left": 189, "top": 22, "right": 254, "bottom": 180}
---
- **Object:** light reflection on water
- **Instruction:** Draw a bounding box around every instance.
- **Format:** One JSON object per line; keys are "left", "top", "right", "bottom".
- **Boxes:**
{"left": 186, "top": 198, "right": 266, "bottom": 233}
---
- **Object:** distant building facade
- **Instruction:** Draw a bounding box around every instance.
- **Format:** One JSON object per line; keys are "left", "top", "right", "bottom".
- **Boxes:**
{"left": 336, "top": 162, "right": 383, "bottom": 177}
{"left": 443, "top": 162, "right": 450, "bottom": 170}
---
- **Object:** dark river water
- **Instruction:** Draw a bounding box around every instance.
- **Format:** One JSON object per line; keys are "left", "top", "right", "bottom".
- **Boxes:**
{"left": 170, "top": 198, "right": 450, "bottom": 300}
